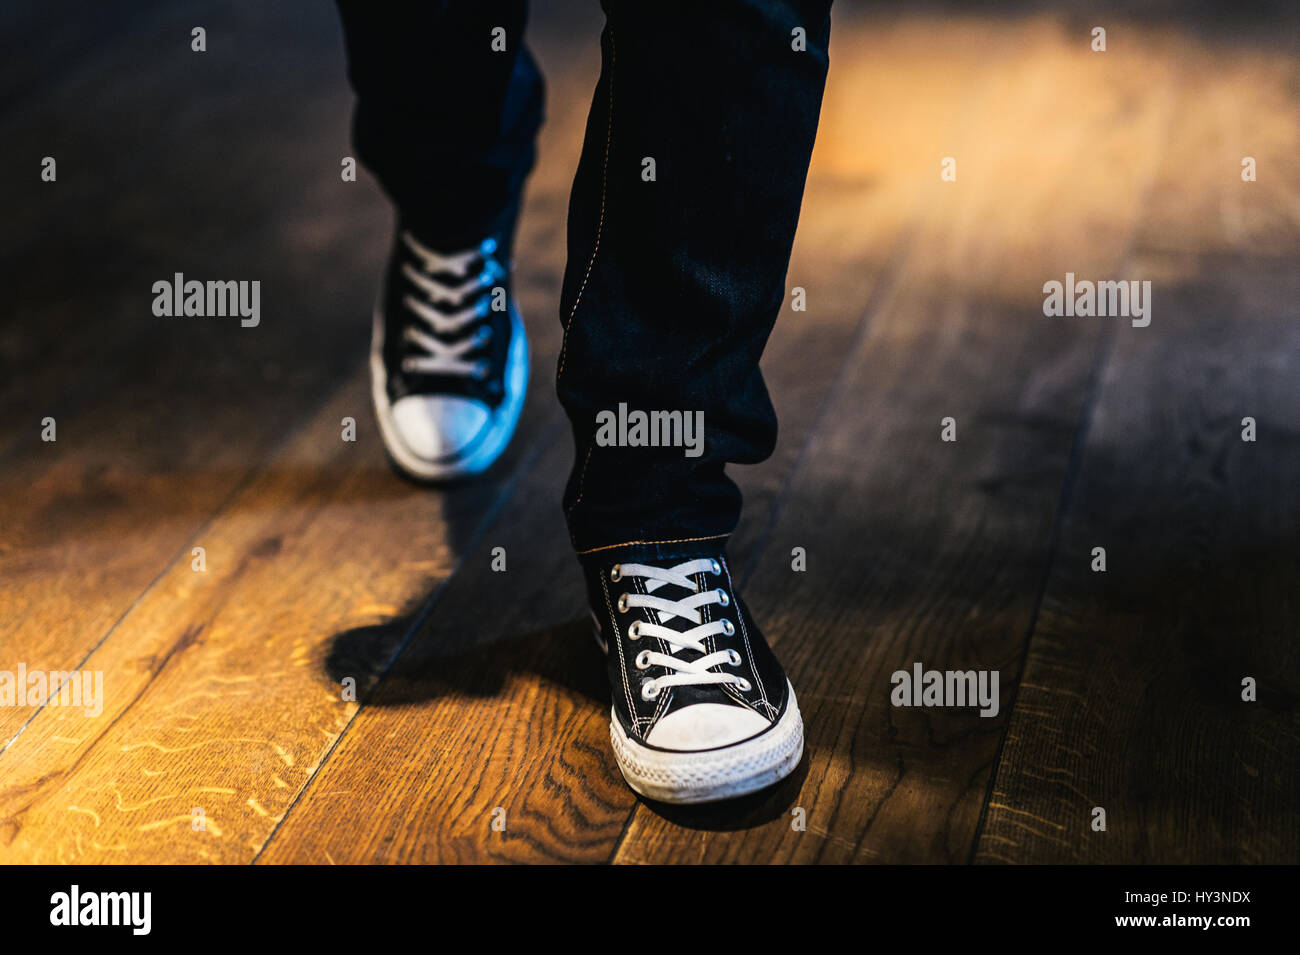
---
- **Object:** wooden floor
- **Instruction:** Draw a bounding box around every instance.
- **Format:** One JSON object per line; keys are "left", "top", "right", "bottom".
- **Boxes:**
{"left": 1, "top": 0, "right": 1297, "bottom": 864}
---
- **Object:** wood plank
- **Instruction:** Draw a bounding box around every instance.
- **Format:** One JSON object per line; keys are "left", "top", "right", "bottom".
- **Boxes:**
{"left": 255, "top": 13, "right": 1043, "bottom": 865}
{"left": 0, "top": 1, "right": 388, "bottom": 748}
{"left": 0, "top": 360, "right": 564, "bottom": 862}
{"left": 974, "top": 33, "right": 1300, "bottom": 864}
{"left": 0, "top": 231, "right": 577, "bottom": 863}
{"left": 614, "top": 11, "right": 1182, "bottom": 863}
{"left": 0, "top": 1, "right": 599, "bottom": 864}
{"left": 0, "top": 2, "right": 367, "bottom": 446}
{"left": 7, "top": 0, "right": 1290, "bottom": 867}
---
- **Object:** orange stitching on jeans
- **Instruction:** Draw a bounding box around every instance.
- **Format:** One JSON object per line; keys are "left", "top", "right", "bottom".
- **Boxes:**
{"left": 575, "top": 533, "right": 728, "bottom": 556}
{"left": 561, "top": 27, "right": 614, "bottom": 529}
{"left": 556, "top": 26, "right": 615, "bottom": 383}
{"left": 570, "top": 442, "right": 593, "bottom": 514}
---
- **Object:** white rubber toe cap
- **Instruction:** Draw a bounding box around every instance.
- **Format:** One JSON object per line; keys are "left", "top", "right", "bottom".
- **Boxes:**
{"left": 389, "top": 394, "right": 489, "bottom": 460}
{"left": 644, "top": 703, "right": 771, "bottom": 751}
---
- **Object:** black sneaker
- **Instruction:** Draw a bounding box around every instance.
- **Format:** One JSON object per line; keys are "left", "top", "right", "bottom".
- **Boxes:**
{"left": 586, "top": 553, "right": 804, "bottom": 803}
{"left": 370, "top": 228, "right": 528, "bottom": 481}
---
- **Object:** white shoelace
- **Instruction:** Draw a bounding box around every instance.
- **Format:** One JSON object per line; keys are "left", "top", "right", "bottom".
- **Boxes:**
{"left": 398, "top": 230, "right": 503, "bottom": 378}
{"left": 612, "top": 558, "right": 749, "bottom": 700}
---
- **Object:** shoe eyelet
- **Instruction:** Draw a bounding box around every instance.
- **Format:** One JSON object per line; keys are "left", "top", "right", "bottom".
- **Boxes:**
{"left": 722, "top": 619, "right": 735, "bottom": 636}
{"left": 635, "top": 650, "right": 652, "bottom": 670}
{"left": 617, "top": 593, "right": 630, "bottom": 613}
{"left": 473, "top": 363, "right": 490, "bottom": 381}
{"left": 735, "top": 678, "right": 751, "bottom": 692}
{"left": 476, "top": 326, "right": 492, "bottom": 344}
{"left": 709, "top": 559, "right": 721, "bottom": 575}
{"left": 727, "top": 649, "right": 742, "bottom": 666}
{"left": 628, "top": 620, "right": 641, "bottom": 640}
{"left": 641, "top": 679, "right": 660, "bottom": 701}
{"left": 609, "top": 564, "right": 622, "bottom": 582}
{"left": 716, "top": 588, "right": 730, "bottom": 607}
{"left": 480, "top": 237, "right": 498, "bottom": 257}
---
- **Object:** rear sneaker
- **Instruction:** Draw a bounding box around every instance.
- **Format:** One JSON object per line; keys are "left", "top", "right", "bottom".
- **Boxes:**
{"left": 586, "top": 553, "right": 803, "bottom": 804}
{"left": 370, "top": 228, "right": 528, "bottom": 481}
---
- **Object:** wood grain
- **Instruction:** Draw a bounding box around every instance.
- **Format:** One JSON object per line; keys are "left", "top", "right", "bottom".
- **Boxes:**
{"left": 2, "top": 1, "right": 1296, "bottom": 866}
{"left": 974, "top": 36, "right": 1300, "bottom": 864}
{"left": 614, "top": 13, "right": 1183, "bottom": 864}
{"left": 0, "top": 1, "right": 589, "bottom": 862}
{"left": 0, "top": 2, "right": 384, "bottom": 747}
{"left": 257, "top": 12, "right": 1061, "bottom": 865}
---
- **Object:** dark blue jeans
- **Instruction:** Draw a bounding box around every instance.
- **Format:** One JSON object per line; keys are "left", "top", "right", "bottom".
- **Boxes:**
{"left": 337, "top": 0, "right": 833, "bottom": 564}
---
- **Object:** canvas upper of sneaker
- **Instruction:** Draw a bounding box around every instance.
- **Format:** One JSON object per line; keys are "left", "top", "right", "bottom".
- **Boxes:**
{"left": 586, "top": 552, "right": 792, "bottom": 752}
{"left": 379, "top": 229, "right": 514, "bottom": 411}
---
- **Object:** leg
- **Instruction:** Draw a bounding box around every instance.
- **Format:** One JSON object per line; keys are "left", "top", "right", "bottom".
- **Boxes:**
{"left": 336, "top": 1, "right": 543, "bottom": 479}
{"left": 336, "top": 0, "right": 544, "bottom": 253}
{"left": 560, "top": 0, "right": 833, "bottom": 802}
{"left": 558, "top": 0, "right": 832, "bottom": 559}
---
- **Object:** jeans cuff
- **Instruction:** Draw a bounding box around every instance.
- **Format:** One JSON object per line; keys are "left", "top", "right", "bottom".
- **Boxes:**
{"left": 573, "top": 533, "right": 730, "bottom": 570}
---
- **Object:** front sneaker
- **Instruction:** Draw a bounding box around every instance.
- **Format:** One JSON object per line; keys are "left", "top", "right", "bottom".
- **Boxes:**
{"left": 370, "top": 228, "right": 529, "bottom": 481}
{"left": 587, "top": 553, "right": 804, "bottom": 804}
